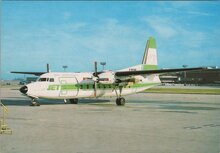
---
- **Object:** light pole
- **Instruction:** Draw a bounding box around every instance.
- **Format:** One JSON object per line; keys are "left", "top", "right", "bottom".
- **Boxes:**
{"left": 182, "top": 65, "right": 188, "bottom": 86}
{"left": 100, "top": 62, "right": 106, "bottom": 71}
{"left": 62, "top": 65, "right": 68, "bottom": 72}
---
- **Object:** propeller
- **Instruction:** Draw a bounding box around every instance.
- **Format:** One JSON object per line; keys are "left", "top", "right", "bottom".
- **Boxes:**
{"left": 93, "top": 61, "right": 98, "bottom": 98}
{"left": 91, "top": 61, "right": 111, "bottom": 98}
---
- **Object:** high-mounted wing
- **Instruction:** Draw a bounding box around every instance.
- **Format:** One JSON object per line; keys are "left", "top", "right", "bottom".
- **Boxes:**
{"left": 115, "top": 67, "right": 207, "bottom": 77}
{"left": 10, "top": 71, "right": 46, "bottom": 76}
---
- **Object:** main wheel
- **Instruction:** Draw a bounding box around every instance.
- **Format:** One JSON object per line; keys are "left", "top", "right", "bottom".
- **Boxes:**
{"left": 69, "top": 99, "right": 78, "bottom": 104}
{"left": 116, "top": 97, "right": 125, "bottom": 106}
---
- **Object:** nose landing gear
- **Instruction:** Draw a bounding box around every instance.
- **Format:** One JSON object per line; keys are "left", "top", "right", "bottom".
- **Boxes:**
{"left": 30, "top": 99, "right": 40, "bottom": 106}
{"left": 69, "top": 99, "right": 78, "bottom": 104}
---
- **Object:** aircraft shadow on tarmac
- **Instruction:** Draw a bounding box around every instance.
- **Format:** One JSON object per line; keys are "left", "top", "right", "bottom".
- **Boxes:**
{"left": 1, "top": 98, "right": 220, "bottom": 112}
{"left": 1, "top": 99, "right": 30, "bottom": 106}
{"left": 0, "top": 98, "right": 110, "bottom": 106}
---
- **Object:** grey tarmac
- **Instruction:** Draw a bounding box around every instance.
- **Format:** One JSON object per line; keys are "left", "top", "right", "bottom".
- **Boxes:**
{"left": 0, "top": 87, "right": 220, "bottom": 153}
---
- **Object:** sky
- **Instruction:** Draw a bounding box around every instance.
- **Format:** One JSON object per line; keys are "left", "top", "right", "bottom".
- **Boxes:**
{"left": 1, "top": 1, "right": 220, "bottom": 80}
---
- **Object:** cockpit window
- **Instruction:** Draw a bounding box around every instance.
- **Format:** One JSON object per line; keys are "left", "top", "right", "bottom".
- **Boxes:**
{"left": 38, "top": 78, "right": 55, "bottom": 82}
{"left": 38, "top": 78, "right": 47, "bottom": 82}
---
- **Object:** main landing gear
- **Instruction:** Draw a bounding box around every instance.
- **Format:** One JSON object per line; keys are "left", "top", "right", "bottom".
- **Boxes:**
{"left": 115, "top": 86, "right": 126, "bottom": 106}
{"left": 69, "top": 99, "right": 78, "bottom": 104}
{"left": 116, "top": 97, "right": 125, "bottom": 106}
{"left": 30, "top": 99, "right": 40, "bottom": 106}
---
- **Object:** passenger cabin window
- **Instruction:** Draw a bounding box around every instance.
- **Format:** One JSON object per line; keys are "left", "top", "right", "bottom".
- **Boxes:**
{"left": 49, "top": 78, "right": 54, "bottom": 82}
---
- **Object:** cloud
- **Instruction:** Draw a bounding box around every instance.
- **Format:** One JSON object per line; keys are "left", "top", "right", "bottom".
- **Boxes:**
{"left": 140, "top": 13, "right": 220, "bottom": 69}
{"left": 157, "top": 2, "right": 214, "bottom": 17}
{"left": 2, "top": 2, "right": 219, "bottom": 79}
{"left": 2, "top": 18, "right": 152, "bottom": 79}
{"left": 186, "top": 10, "right": 213, "bottom": 16}
{"left": 62, "top": 12, "right": 72, "bottom": 20}
{"left": 142, "top": 15, "right": 208, "bottom": 48}
{"left": 143, "top": 16, "right": 177, "bottom": 38}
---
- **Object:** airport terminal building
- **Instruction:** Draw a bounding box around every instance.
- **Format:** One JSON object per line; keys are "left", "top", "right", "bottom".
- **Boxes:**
{"left": 160, "top": 68, "right": 220, "bottom": 85}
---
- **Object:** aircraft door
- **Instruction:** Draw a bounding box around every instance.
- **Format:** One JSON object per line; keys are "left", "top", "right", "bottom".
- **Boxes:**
{"left": 59, "top": 77, "right": 79, "bottom": 97}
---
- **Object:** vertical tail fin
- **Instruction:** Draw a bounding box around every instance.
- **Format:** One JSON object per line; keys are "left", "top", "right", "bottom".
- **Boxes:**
{"left": 119, "top": 37, "right": 158, "bottom": 72}
{"left": 142, "top": 37, "right": 158, "bottom": 70}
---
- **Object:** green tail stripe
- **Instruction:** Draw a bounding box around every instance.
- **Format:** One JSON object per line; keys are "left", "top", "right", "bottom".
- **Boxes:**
{"left": 148, "top": 37, "right": 156, "bottom": 49}
{"left": 142, "top": 65, "right": 158, "bottom": 70}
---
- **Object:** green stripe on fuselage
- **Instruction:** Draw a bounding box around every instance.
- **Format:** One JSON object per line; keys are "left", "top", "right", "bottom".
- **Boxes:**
{"left": 130, "top": 83, "right": 160, "bottom": 88}
{"left": 48, "top": 85, "right": 60, "bottom": 90}
{"left": 48, "top": 84, "right": 78, "bottom": 90}
{"left": 47, "top": 83, "right": 160, "bottom": 91}
{"left": 61, "top": 84, "right": 78, "bottom": 90}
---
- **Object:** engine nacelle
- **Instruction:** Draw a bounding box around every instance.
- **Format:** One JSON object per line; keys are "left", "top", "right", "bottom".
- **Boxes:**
{"left": 98, "top": 71, "right": 115, "bottom": 84}
{"left": 115, "top": 75, "right": 144, "bottom": 84}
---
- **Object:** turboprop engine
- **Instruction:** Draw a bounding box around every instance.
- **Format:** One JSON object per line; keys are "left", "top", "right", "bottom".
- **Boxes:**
{"left": 97, "top": 71, "right": 115, "bottom": 84}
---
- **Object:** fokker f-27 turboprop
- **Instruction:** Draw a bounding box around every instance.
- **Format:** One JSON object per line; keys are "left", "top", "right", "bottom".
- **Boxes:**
{"left": 11, "top": 37, "right": 206, "bottom": 106}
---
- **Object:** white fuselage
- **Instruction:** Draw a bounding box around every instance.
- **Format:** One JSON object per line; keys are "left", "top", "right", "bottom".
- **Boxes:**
{"left": 24, "top": 71, "right": 161, "bottom": 100}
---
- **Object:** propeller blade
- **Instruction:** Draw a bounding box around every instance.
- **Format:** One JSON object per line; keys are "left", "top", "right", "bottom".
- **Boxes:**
{"left": 94, "top": 61, "right": 98, "bottom": 77}
{"left": 94, "top": 61, "right": 98, "bottom": 98}
{"left": 94, "top": 82, "right": 97, "bottom": 98}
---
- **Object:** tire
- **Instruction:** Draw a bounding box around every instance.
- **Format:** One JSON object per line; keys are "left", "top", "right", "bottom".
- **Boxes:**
{"left": 30, "top": 102, "right": 40, "bottom": 106}
{"left": 116, "top": 98, "right": 120, "bottom": 105}
{"left": 116, "top": 97, "right": 125, "bottom": 106}
{"left": 69, "top": 99, "right": 78, "bottom": 104}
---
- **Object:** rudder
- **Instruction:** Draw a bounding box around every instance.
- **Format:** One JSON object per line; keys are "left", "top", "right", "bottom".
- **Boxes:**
{"left": 142, "top": 37, "right": 158, "bottom": 70}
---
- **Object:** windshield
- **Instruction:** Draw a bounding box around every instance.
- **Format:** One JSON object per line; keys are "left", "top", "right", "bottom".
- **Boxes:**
{"left": 38, "top": 78, "right": 54, "bottom": 82}
{"left": 38, "top": 78, "right": 47, "bottom": 82}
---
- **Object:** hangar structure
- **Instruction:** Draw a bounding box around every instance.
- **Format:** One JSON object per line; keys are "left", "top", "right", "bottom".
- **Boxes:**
{"left": 160, "top": 68, "right": 220, "bottom": 85}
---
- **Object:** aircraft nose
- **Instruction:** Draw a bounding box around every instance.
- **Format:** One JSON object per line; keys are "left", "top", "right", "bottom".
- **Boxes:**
{"left": 20, "top": 86, "right": 28, "bottom": 94}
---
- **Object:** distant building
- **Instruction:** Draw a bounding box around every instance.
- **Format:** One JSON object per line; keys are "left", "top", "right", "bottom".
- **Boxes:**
{"left": 160, "top": 69, "right": 220, "bottom": 85}
{"left": 159, "top": 75, "right": 178, "bottom": 84}
{"left": 26, "top": 77, "right": 38, "bottom": 83}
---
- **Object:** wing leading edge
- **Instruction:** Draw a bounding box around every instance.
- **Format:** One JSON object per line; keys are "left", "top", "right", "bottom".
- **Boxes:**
{"left": 10, "top": 71, "right": 46, "bottom": 76}
{"left": 115, "top": 67, "right": 207, "bottom": 77}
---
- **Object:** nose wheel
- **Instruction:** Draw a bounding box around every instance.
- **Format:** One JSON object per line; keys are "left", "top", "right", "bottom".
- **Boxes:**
{"left": 30, "top": 99, "right": 40, "bottom": 106}
{"left": 69, "top": 99, "right": 78, "bottom": 104}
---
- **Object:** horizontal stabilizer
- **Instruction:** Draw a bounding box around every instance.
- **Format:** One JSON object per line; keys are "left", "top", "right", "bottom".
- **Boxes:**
{"left": 11, "top": 64, "right": 50, "bottom": 76}
{"left": 11, "top": 71, "right": 46, "bottom": 76}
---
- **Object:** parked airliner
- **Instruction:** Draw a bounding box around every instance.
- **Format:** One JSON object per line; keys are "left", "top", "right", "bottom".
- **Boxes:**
{"left": 12, "top": 37, "right": 205, "bottom": 106}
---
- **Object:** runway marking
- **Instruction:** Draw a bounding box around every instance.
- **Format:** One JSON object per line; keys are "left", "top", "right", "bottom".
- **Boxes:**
{"left": 160, "top": 111, "right": 197, "bottom": 114}
{"left": 184, "top": 123, "right": 220, "bottom": 130}
{"left": 8, "top": 117, "right": 32, "bottom": 121}
{"left": 184, "top": 126, "right": 202, "bottom": 130}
